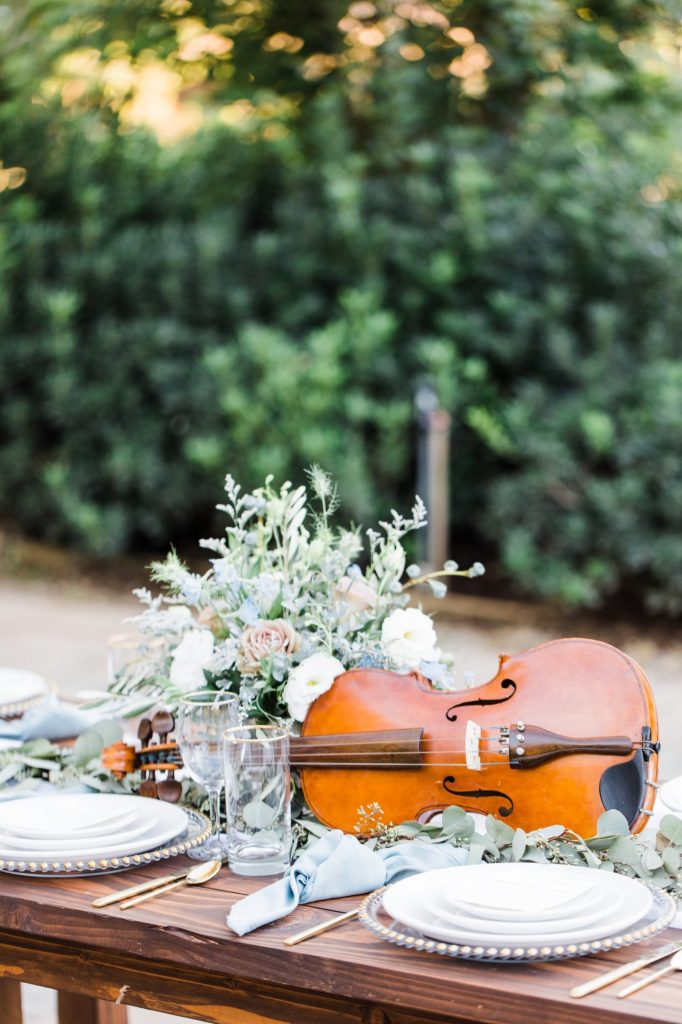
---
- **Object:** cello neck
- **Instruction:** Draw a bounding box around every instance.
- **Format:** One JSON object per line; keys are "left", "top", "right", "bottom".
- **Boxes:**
{"left": 290, "top": 728, "right": 423, "bottom": 767}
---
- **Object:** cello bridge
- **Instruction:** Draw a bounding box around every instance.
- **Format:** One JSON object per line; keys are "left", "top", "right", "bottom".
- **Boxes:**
{"left": 465, "top": 721, "right": 510, "bottom": 770}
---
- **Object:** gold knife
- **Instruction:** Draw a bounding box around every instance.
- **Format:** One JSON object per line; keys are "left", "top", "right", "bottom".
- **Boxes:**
{"left": 570, "top": 940, "right": 682, "bottom": 999}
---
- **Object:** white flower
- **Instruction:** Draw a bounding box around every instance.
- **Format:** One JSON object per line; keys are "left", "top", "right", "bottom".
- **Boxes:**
{"left": 169, "top": 629, "right": 215, "bottom": 692}
{"left": 333, "top": 575, "right": 378, "bottom": 621}
{"left": 381, "top": 608, "right": 437, "bottom": 668}
{"left": 282, "top": 653, "right": 345, "bottom": 722}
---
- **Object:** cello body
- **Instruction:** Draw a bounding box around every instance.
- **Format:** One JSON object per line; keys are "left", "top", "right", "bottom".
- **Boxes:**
{"left": 298, "top": 638, "right": 659, "bottom": 837}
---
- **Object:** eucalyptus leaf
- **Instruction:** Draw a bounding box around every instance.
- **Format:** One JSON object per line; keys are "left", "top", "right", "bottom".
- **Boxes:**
{"left": 531, "top": 825, "right": 566, "bottom": 841}
{"left": 92, "top": 720, "right": 123, "bottom": 747}
{"left": 643, "top": 847, "right": 664, "bottom": 872}
{"left": 607, "top": 837, "right": 643, "bottom": 868}
{"left": 557, "top": 842, "right": 583, "bottom": 866}
{"left": 596, "top": 809, "right": 630, "bottom": 837}
{"left": 467, "top": 841, "right": 485, "bottom": 865}
{"left": 16, "top": 756, "right": 61, "bottom": 771}
{"left": 486, "top": 815, "right": 514, "bottom": 847}
{"left": 442, "top": 806, "right": 476, "bottom": 839}
{"left": 21, "top": 739, "right": 54, "bottom": 757}
{"left": 396, "top": 822, "right": 423, "bottom": 838}
{"left": 659, "top": 815, "right": 682, "bottom": 846}
{"left": 663, "top": 847, "right": 681, "bottom": 873}
{"left": 79, "top": 773, "right": 128, "bottom": 793}
{"left": 511, "top": 828, "right": 526, "bottom": 861}
{"left": 242, "top": 801, "right": 276, "bottom": 829}
{"left": 586, "top": 834, "right": 619, "bottom": 852}
{"left": 521, "top": 848, "right": 548, "bottom": 864}
{"left": 72, "top": 729, "right": 104, "bottom": 768}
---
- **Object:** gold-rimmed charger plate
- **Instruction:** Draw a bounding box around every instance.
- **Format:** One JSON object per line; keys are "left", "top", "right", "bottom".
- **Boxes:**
{"left": 358, "top": 883, "right": 676, "bottom": 964}
{"left": 0, "top": 808, "right": 210, "bottom": 876}
{"left": 0, "top": 669, "right": 57, "bottom": 719}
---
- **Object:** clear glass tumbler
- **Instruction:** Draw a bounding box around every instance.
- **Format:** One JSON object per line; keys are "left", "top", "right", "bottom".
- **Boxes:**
{"left": 223, "top": 724, "right": 291, "bottom": 876}
{"left": 177, "top": 690, "right": 240, "bottom": 860}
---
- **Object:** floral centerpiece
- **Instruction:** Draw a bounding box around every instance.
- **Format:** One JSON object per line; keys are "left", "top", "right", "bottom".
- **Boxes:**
{"left": 101, "top": 467, "right": 484, "bottom": 724}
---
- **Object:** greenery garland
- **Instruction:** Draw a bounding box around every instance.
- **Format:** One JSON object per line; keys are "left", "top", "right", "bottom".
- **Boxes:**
{"left": 3, "top": 732, "right": 680, "bottom": 906}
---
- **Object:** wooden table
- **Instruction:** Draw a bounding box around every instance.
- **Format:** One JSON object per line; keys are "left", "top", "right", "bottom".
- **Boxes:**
{"left": 0, "top": 859, "right": 680, "bottom": 1024}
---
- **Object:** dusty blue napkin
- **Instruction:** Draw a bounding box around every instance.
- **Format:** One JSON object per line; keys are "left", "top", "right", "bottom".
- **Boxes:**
{"left": 0, "top": 696, "right": 96, "bottom": 742}
{"left": 227, "top": 829, "right": 468, "bottom": 935}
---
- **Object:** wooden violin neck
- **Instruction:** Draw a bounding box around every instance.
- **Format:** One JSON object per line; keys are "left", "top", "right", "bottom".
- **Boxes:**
{"left": 290, "top": 728, "right": 423, "bottom": 767}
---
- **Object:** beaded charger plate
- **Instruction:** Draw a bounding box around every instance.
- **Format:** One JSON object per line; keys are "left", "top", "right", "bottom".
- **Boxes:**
{"left": 358, "top": 884, "right": 676, "bottom": 964}
{"left": 0, "top": 808, "right": 211, "bottom": 877}
{"left": 0, "top": 669, "right": 57, "bottom": 719}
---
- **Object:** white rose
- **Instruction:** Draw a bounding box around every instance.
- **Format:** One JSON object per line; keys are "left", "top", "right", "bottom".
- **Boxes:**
{"left": 381, "top": 608, "right": 437, "bottom": 668}
{"left": 169, "top": 629, "right": 215, "bottom": 692}
{"left": 282, "top": 653, "right": 345, "bottom": 722}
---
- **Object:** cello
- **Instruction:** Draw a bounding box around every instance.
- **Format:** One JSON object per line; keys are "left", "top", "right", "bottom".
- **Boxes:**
{"left": 292, "top": 638, "right": 660, "bottom": 837}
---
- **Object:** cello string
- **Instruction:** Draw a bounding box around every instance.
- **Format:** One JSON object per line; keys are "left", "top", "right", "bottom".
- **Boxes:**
{"left": 290, "top": 761, "right": 505, "bottom": 767}
{"left": 291, "top": 740, "right": 507, "bottom": 751}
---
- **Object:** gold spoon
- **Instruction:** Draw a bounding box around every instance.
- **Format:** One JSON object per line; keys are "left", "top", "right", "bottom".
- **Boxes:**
{"left": 618, "top": 949, "right": 682, "bottom": 998}
{"left": 119, "top": 858, "right": 222, "bottom": 910}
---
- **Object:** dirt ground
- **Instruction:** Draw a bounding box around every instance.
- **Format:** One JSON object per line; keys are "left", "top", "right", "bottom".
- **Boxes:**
{"left": 1, "top": 574, "right": 680, "bottom": 1024}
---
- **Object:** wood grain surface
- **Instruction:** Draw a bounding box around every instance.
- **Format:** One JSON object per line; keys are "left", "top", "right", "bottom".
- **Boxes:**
{"left": 0, "top": 860, "right": 679, "bottom": 1024}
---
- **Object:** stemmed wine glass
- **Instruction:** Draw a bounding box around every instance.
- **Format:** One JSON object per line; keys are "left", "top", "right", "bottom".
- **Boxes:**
{"left": 177, "top": 690, "right": 239, "bottom": 860}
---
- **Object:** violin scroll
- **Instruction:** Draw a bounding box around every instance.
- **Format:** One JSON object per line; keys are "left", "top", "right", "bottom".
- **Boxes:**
{"left": 102, "top": 711, "right": 184, "bottom": 802}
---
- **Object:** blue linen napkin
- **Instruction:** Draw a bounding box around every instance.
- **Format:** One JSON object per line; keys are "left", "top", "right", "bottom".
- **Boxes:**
{"left": 227, "top": 829, "right": 468, "bottom": 935}
{"left": 0, "top": 695, "right": 97, "bottom": 742}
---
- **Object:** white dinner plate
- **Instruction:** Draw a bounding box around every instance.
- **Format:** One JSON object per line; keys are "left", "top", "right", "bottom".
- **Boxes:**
{"left": 0, "top": 794, "right": 143, "bottom": 837}
{"left": 4, "top": 808, "right": 140, "bottom": 841}
{"left": 424, "top": 887, "right": 624, "bottom": 936}
{"left": 0, "top": 668, "right": 50, "bottom": 713}
{"left": 0, "top": 795, "right": 188, "bottom": 861}
{"left": 0, "top": 817, "right": 187, "bottom": 861}
{"left": 439, "top": 868, "right": 602, "bottom": 922}
{"left": 659, "top": 777, "right": 682, "bottom": 815}
{"left": 0, "top": 814, "right": 157, "bottom": 851}
{"left": 382, "top": 864, "right": 653, "bottom": 948}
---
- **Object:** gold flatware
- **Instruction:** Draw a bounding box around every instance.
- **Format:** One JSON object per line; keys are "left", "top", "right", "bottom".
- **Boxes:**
{"left": 93, "top": 868, "right": 195, "bottom": 908}
{"left": 284, "top": 907, "right": 359, "bottom": 947}
{"left": 119, "top": 858, "right": 222, "bottom": 910}
{"left": 570, "top": 940, "right": 682, "bottom": 998}
{"left": 618, "top": 948, "right": 682, "bottom": 999}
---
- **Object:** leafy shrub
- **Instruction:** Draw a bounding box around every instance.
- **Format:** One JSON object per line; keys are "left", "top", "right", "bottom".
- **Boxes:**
{"left": 0, "top": 0, "right": 681, "bottom": 611}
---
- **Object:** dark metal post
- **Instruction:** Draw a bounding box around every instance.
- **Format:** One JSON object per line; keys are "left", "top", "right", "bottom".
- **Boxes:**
{"left": 415, "top": 383, "right": 451, "bottom": 571}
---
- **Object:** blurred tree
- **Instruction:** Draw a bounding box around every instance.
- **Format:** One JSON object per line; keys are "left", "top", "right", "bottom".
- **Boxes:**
{"left": 0, "top": 0, "right": 681, "bottom": 609}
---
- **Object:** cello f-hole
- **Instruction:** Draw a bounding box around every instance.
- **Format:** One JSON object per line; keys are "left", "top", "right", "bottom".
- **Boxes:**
{"left": 442, "top": 776, "right": 515, "bottom": 817}
{"left": 445, "top": 678, "right": 518, "bottom": 723}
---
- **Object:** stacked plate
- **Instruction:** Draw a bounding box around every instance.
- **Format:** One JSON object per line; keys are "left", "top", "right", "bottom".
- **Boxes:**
{"left": 0, "top": 668, "right": 52, "bottom": 718}
{"left": 368, "top": 862, "right": 673, "bottom": 963}
{"left": 0, "top": 794, "right": 206, "bottom": 875}
{"left": 659, "top": 777, "right": 682, "bottom": 815}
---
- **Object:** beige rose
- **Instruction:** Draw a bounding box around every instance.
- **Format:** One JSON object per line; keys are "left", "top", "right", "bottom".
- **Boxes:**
{"left": 237, "top": 618, "right": 301, "bottom": 675}
{"left": 333, "top": 575, "right": 378, "bottom": 621}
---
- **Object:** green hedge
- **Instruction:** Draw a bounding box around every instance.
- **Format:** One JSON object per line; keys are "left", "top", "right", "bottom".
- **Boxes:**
{"left": 1, "top": 0, "right": 681, "bottom": 611}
